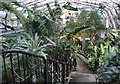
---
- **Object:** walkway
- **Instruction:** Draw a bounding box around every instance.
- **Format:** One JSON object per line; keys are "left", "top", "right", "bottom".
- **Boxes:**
{"left": 69, "top": 54, "right": 96, "bottom": 83}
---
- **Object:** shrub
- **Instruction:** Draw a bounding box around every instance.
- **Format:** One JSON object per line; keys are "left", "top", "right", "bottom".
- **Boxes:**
{"left": 97, "top": 52, "right": 120, "bottom": 83}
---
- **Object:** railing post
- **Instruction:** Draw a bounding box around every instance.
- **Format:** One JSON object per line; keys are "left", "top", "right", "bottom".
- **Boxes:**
{"left": 62, "top": 64, "right": 65, "bottom": 84}
{"left": 69, "top": 59, "right": 72, "bottom": 72}
{"left": 54, "top": 61, "right": 58, "bottom": 81}
{"left": 44, "top": 58, "right": 48, "bottom": 84}
{"left": 66, "top": 59, "right": 71, "bottom": 77}
{"left": 1, "top": 49, "right": 72, "bottom": 84}
{"left": 66, "top": 63, "right": 68, "bottom": 77}
{"left": 9, "top": 53, "right": 15, "bottom": 84}
{"left": 2, "top": 52, "right": 8, "bottom": 83}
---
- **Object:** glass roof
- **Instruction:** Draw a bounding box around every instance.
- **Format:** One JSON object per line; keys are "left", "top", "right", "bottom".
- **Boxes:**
{"left": 0, "top": 0, "right": 119, "bottom": 34}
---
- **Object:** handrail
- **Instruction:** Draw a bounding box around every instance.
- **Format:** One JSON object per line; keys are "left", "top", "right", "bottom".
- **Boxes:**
{"left": 1, "top": 49, "right": 71, "bottom": 83}
{"left": 0, "top": 49, "right": 66, "bottom": 64}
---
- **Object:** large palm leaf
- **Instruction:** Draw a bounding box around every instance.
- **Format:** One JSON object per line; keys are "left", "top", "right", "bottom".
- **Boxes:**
{"left": 0, "top": 1, "right": 28, "bottom": 29}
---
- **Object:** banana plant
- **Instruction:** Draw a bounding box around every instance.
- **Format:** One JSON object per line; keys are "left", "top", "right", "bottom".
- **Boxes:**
{"left": 66, "top": 26, "right": 89, "bottom": 40}
{"left": 0, "top": 1, "right": 28, "bottom": 29}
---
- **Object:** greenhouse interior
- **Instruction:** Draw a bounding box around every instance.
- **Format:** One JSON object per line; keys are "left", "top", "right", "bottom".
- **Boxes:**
{"left": 0, "top": 0, "right": 120, "bottom": 84}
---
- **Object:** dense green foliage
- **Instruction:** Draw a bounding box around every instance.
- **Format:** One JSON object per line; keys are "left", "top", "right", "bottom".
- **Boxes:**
{"left": 0, "top": 1, "right": 76, "bottom": 83}
{"left": 0, "top": 1, "right": 120, "bottom": 83}
{"left": 97, "top": 52, "right": 120, "bottom": 83}
{"left": 65, "top": 7, "right": 120, "bottom": 83}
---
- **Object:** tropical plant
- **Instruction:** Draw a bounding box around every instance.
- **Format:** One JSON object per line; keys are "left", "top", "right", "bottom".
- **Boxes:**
{"left": 64, "top": 7, "right": 120, "bottom": 73}
{"left": 1, "top": 32, "right": 53, "bottom": 56}
{"left": 97, "top": 52, "right": 120, "bottom": 83}
{"left": 65, "top": 9, "right": 105, "bottom": 48}
{"left": 0, "top": 1, "right": 78, "bottom": 83}
{"left": 44, "top": 36, "right": 77, "bottom": 70}
{"left": 87, "top": 38, "right": 118, "bottom": 69}
{"left": 1, "top": 0, "right": 78, "bottom": 69}
{"left": 0, "top": 1, "right": 28, "bottom": 29}
{"left": 0, "top": 1, "right": 61, "bottom": 38}
{"left": 87, "top": 23, "right": 120, "bottom": 68}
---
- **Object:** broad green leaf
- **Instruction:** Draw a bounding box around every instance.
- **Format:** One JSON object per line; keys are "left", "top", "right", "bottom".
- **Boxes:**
{"left": 106, "top": 52, "right": 116, "bottom": 59}
{"left": 2, "top": 33, "right": 22, "bottom": 37}
{"left": 63, "top": 2, "right": 78, "bottom": 11}
{"left": 46, "top": 3, "right": 55, "bottom": 20}
{"left": 67, "top": 26, "right": 89, "bottom": 39}
{"left": 39, "top": 43, "right": 52, "bottom": 49}
{"left": 88, "top": 45, "right": 94, "bottom": 49}
{"left": 111, "top": 32, "right": 119, "bottom": 37}
{"left": 100, "top": 44, "right": 104, "bottom": 55}
{"left": 38, "top": 20, "right": 46, "bottom": 28}
{"left": 12, "top": 2, "right": 22, "bottom": 7}
{"left": 45, "top": 37, "right": 56, "bottom": 46}
{"left": 28, "top": 11, "right": 33, "bottom": 22}
{"left": 111, "top": 29, "right": 120, "bottom": 32}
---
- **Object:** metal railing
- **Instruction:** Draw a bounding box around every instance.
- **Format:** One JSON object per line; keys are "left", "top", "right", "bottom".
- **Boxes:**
{"left": 1, "top": 49, "right": 72, "bottom": 84}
